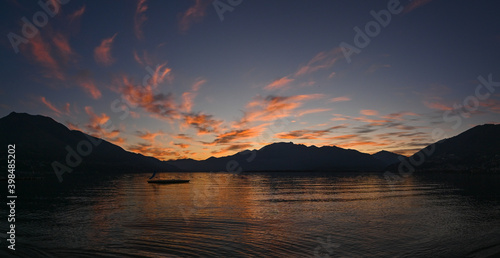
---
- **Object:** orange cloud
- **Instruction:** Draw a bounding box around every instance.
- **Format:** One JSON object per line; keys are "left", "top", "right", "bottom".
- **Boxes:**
{"left": 330, "top": 96, "right": 351, "bottom": 103}
{"left": 337, "top": 141, "right": 389, "bottom": 148}
{"left": 136, "top": 130, "right": 165, "bottom": 143}
{"left": 296, "top": 108, "right": 332, "bottom": 117}
{"left": 178, "top": 0, "right": 211, "bottom": 32}
{"left": 134, "top": 0, "right": 148, "bottom": 39}
{"left": 150, "top": 63, "right": 172, "bottom": 86}
{"left": 84, "top": 106, "right": 124, "bottom": 145}
{"left": 174, "top": 133, "right": 194, "bottom": 141}
{"left": 94, "top": 33, "right": 117, "bottom": 66}
{"left": 119, "top": 76, "right": 178, "bottom": 119}
{"left": 68, "top": 5, "right": 86, "bottom": 21}
{"left": 209, "top": 126, "right": 265, "bottom": 145}
{"left": 265, "top": 77, "right": 294, "bottom": 90}
{"left": 52, "top": 33, "right": 75, "bottom": 62}
{"left": 40, "top": 96, "right": 69, "bottom": 116}
{"left": 275, "top": 126, "right": 345, "bottom": 140}
{"left": 424, "top": 101, "right": 452, "bottom": 111}
{"left": 295, "top": 48, "right": 342, "bottom": 77}
{"left": 240, "top": 94, "right": 325, "bottom": 125}
{"left": 75, "top": 70, "right": 101, "bottom": 99}
{"left": 79, "top": 80, "right": 101, "bottom": 99}
{"left": 382, "top": 112, "right": 420, "bottom": 120}
{"left": 182, "top": 112, "right": 223, "bottom": 135}
{"left": 211, "top": 143, "right": 253, "bottom": 155}
{"left": 174, "top": 143, "right": 190, "bottom": 149}
{"left": 360, "top": 110, "right": 379, "bottom": 116}
{"left": 328, "top": 134, "right": 357, "bottom": 140}
{"left": 181, "top": 78, "right": 205, "bottom": 112}
{"left": 23, "top": 35, "right": 64, "bottom": 80}
{"left": 128, "top": 143, "right": 179, "bottom": 160}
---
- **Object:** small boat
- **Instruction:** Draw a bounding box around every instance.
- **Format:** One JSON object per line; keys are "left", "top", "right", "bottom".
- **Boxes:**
{"left": 147, "top": 179, "right": 190, "bottom": 184}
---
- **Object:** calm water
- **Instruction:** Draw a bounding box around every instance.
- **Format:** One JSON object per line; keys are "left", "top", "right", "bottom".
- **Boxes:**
{"left": 1, "top": 172, "right": 500, "bottom": 257}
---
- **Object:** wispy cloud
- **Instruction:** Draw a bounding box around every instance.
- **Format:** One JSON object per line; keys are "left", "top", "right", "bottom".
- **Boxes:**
{"left": 360, "top": 110, "right": 379, "bottom": 116}
{"left": 211, "top": 143, "right": 253, "bottom": 155}
{"left": 424, "top": 101, "right": 452, "bottom": 111}
{"left": 238, "top": 94, "right": 325, "bottom": 125}
{"left": 119, "top": 75, "right": 178, "bottom": 119}
{"left": 182, "top": 112, "right": 223, "bottom": 135}
{"left": 265, "top": 77, "right": 294, "bottom": 91}
{"left": 68, "top": 5, "right": 86, "bottom": 21}
{"left": 40, "top": 96, "right": 70, "bottom": 116}
{"left": 52, "top": 33, "right": 75, "bottom": 63}
{"left": 181, "top": 78, "right": 206, "bottom": 112}
{"left": 149, "top": 63, "right": 172, "bottom": 86}
{"left": 296, "top": 108, "right": 332, "bottom": 117}
{"left": 84, "top": 106, "right": 124, "bottom": 145}
{"left": 329, "top": 96, "right": 351, "bottom": 103}
{"left": 128, "top": 143, "right": 178, "bottom": 160}
{"left": 178, "top": 0, "right": 211, "bottom": 33}
{"left": 134, "top": 0, "right": 148, "bottom": 39}
{"left": 136, "top": 130, "right": 165, "bottom": 143}
{"left": 75, "top": 70, "right": 101, "bottom": 99}
{"left": 23, "top": 35, "right": 64, "bottom": 80}
{"left": 208, "top": 126, "right": 265, "bottom": 145}
{"left": 295, "top": 48, "right": 343, "bottom": 77}
{"left": 94, "top": 33, "right": 117, "bottom": 66}
{"left": 275, "top": 126, "right": 345, "bottom": 140}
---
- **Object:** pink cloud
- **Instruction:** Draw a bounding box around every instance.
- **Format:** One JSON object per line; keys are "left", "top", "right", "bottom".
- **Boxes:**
{"left": 94, "top": 33, "right": 117, "bottom": 66}
{"left": 182, "top": 112, "right": 223, "bottom": 135}
{"left": 178, "top": 0, "right": 211, "bottom": 32}
{"left": 68, "top": 5, "right": 86, "bottom": 21}
{"left": 360, "top": 110, "right": 379, "bottom": 116}
{"left": 295, "top": 48, "right": 343, "bottom": 77}
{"left": 329, "top": 96, "right": 351, "bottom": 103}
{"left": 265, "top": 77, "right": 294, "bottom": 90}
{"left": 296, "top": 108, "right": 332, "bottom": 117}
{"left": 181, "top": 78, "right": 206, "bottom": 112}
{"left": 239, "top": 94, "right": 325, "bottom": 124}
{"left": 424, "top": 101, "right": 452, "bottom": 111}
{"left": 23, "top": 35, "right": 64, "bottom": 80}
{"left": 40, "top": 96, "right": 69, "bottom": 116}
{"left": 134, "top": 0, "right": 148, "bottom": 39}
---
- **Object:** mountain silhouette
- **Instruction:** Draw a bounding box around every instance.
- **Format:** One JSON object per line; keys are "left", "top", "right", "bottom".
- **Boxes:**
{"left": 167, "top": 142, "right": 389, "bottom": 172}
{"left": 0, "top": 112, "right": 178, "bottom": 177}
{"left": 372, "top": 150, "right": 405, "bottom": 167}
{"left": 1, "top": 112, "right": 498, "bottom": 176}
{"left": 389, "top": 124, "right": 500, "bottom": 173}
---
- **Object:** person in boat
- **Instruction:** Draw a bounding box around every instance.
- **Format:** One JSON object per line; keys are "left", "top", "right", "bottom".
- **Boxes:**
{"left": 149, "top": 171, "right": 157, "bottom": 179}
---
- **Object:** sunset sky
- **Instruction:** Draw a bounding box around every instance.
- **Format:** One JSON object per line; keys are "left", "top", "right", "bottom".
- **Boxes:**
{"left": 1, "top": 0, "right": 499, "bottom": 160}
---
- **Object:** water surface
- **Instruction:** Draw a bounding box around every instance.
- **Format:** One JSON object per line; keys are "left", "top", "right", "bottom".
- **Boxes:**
{"left": 1, "top": 172, "right": 499, "bottom": 257}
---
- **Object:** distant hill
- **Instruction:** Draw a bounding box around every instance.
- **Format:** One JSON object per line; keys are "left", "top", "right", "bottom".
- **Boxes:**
{"left": 0, "top": 112, "right": 178, "bottom": 178}
{"left": 389, "top": 124, "right": 500, "bottom": 173}
{"left": 167, "top": 142, "right": 387, "bottom": 172}
{"left": 372, "top": 150, "right": 405, "bottom": 167}
{"left": 1, "top": 112, "right": 498, "bottom": 177}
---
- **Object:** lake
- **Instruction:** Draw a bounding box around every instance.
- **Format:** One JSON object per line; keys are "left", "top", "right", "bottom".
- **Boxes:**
{"left": 1, "top": 172, "right": 500, "bottom": 257}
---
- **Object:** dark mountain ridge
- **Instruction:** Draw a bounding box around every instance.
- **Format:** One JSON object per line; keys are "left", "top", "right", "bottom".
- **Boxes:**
{"left": 0, "top": 112, "right": 178, "bottom": 177}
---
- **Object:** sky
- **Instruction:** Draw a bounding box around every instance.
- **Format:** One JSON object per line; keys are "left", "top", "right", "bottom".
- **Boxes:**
{"left": 0, "top": 0, "right": 499, "bottom": 161}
